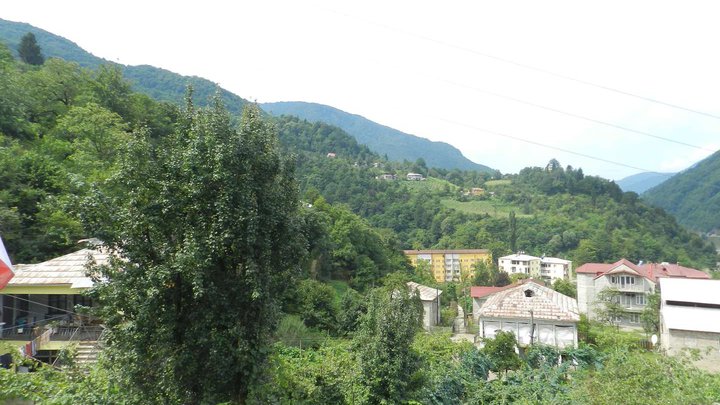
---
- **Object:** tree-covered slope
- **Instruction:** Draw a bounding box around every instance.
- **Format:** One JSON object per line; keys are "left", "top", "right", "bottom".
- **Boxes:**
{"left": 642, "top": 150, "right": 720, "bottom": 233}
{"left": 616, "top": 171, "right": 674, "bottom": 194}
{"left": 0, "top": 18, "right": 247, "bottom": 115}
{"left": 262, "top": 101, "right": 493, "bottom": 172}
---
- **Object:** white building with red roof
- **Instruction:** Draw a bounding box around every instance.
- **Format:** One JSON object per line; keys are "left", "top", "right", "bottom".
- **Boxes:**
{"left": 576, "top": 259, "right": 709, "bottom": 329}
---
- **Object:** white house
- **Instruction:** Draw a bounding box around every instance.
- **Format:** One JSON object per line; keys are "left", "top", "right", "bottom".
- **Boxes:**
{"left": 477, "top": 280, "right": 579, "bottom": 348}
{"left": 659, "top": 278, "right": 720, "bottom": 372}
{"left": 406, "top": 173, "right": 424, "bottom": 181}
{"left": 498, "top": 253, "right": 572, "bottom": 283}
{"left": 407, "top": 281, "right": 442, "bottom": 330}
{"left": 498, "top": 253, "right": 541, "bottom": 277}
{"left": 576, "top": 259, "right": 709, "bottom": 329}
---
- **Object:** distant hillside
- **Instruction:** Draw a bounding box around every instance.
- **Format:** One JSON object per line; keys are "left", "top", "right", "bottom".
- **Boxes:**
{"left": 0, "top": 18, "right": 247, "bottom": 114}
{"left": 616, "top": 171, "right": 674, "bottom": 194}
{"left": 261, "top": 101, "right": 493, "bottom": 172}
{"left": 642, "top": 151, "right": 720, "bottom": 233}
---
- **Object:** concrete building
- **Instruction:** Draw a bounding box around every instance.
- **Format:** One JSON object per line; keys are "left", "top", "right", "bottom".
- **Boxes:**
{"left": 659, "top": 278, "right": 720, "bottom": 372}
{"left": 407, "top": 281, "right": 442, "bottom": 330}
{"left": 477, "top": 280, "right": 579, "bottom": 348}
{"left": 404, "top": 249, "right": 492, "bottom": 283}
{"left": 498, "top": 253, "right": 572, "bottom": 283}
{"left": 576, "top": 259, "right": 709, "bottom": 329}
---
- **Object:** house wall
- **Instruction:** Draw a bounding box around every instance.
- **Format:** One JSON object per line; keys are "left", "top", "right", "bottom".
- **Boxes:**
{"left": 479, "top": 317, "right": 578, "bottom": 348}
{"left": 421, "top": 299, "right": 439, "bottom": 329}
{"left": 662, "top": 329, "right": 720, "bottom": 372}
{"left": 577, "top": 272, "right": 654, "bottom": 329}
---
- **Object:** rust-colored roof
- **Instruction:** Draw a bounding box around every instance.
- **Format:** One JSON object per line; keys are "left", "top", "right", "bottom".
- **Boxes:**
{"left": 4, "top": 248, "right": 109, "bottom": 289}
{"left": 576, "top": 258, "right": 708, "bottom": 283}
{"left": 471, "top": 286, "right": 509, "bottom": 298}
{"left": 403, "top": 249, "right": 490, "bottom": 255}
{"left": 478, "top": 280, "right": 579, "bottom": 322}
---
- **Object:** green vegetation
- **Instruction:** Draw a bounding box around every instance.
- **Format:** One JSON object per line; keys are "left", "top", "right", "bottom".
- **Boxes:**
{"left": 262, "top": 101, "right": 494, "bottom": 172}
{"left": 440, "top": 198, "right": 530, "bottom": 218}
{"left": 643, "top": 150, "right": 720, "bottom": 233}
{"left": 0, "top": 25, "right": 719, "bottom": 405}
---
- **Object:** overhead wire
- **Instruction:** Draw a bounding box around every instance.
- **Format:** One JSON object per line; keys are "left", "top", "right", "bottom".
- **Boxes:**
{"left": 324, "top": 6, "right": 720, "bottom": 121}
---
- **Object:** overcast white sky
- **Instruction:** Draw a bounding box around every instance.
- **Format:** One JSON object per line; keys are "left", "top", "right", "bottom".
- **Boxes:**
{"left": 4, "top": 1, "right": 720, "bottom": 179}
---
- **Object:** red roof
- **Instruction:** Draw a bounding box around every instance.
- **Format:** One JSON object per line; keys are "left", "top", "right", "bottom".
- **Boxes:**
{"left": 576, "top": 258, "right": 709, "bottom": 283}
{"left": 471, "top": 286, "right": 506, "bottom": 298}
{"left": 471, "top": 278, "right": 539, "bottom": 298}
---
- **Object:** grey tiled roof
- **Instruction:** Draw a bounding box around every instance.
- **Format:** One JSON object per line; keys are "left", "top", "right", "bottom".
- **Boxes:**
{"left": 407, "top": 281, "right": 442, "bottom": 301}
{"left": 478, "top": 281, "right": 579, "bottom": 322}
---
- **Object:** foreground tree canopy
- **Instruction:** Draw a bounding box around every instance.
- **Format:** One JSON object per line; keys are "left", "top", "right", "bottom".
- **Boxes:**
{"left": 87, "top": 97, "right": 306, "bottom": 403}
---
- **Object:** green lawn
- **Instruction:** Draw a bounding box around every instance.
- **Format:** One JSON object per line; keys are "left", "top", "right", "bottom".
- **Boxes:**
{"left": 402, "top": 177, "right": 459, "bottom": 194}
{"left": 484, "top": 179, "right": 512, "bottom": 187}
{"left": 440, "top": 198, "right": 530, "bottom": 218}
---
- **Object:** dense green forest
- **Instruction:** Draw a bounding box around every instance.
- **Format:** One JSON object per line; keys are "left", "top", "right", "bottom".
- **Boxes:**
{"left": 263, "top": 101, "right": 493, "bottom": 172}
{"left": 643, "top": 150, "right": 720, "bottom": 233}
{"left": 0, "top": 31, "right": 719, "bottom": 404}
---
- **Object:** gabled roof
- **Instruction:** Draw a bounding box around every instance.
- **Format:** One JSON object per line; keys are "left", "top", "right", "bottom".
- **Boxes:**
{"left": 576, "top": 259, "right": 708, "bottom": 283}
{"left": 407, "top": 281, "right": 442, "bottom": 301}
{"left": 4, "top": 248, "right": 110, "bottom": 289}
{"left": 478, "top": 280, "right": 580, "bottom": 322}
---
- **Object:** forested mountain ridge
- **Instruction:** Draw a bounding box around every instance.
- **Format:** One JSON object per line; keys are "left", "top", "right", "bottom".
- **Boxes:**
{"left": 616, "top": 171, "right": 674, "bottom": 194}
{"left": 642, "top": 150, "right": 720, "bottom": 233}
{"left": 0, "top": 18, "right": 248, "bottom": 115}
{"left": 262, "top": 101, "right": 493, "bottom": 172}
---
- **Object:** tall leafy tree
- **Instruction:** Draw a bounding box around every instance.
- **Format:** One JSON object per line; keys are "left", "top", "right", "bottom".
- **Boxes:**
{"left": 18, "top": 32, "right": 44, "bottom": 65}
{"left": 354, "top": 285, "right": 423, "bottom": 403}
{"left": 88, "top": 98, "right": 306, "bottom": 403}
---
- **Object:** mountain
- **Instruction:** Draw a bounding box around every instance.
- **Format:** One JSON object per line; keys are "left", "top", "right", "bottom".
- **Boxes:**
{"left": 642, "top": 150, "right": 720, "bottom": 233}
{"left": 0, "top": 18, "right": 247, "bottom": 115}
{"left": 261, "top": 101, "right": 493, "bottom": 172}
{"left": 616, "top": 171, "right": 674, "bottom": 194}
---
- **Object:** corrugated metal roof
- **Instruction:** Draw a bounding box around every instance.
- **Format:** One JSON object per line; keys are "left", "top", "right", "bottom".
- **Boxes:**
{"left": 407, "top": 281, "right": 442, "bottom": 301}
{"left": 5, "top": 248, "right": 110, "bottom": 289}
{"left": 499, "top": 253, "right": 539, "bottom": 261}
{"left": 478, "top": 281, "right": 579, "bottom": 322}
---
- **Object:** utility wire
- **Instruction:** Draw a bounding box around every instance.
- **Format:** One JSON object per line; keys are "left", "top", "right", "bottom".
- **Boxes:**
{"left": 5, "top": 294, "right": 96, "bottom": 318}
{"left": 326, "top": 7, "right": 720, "bottom": 121}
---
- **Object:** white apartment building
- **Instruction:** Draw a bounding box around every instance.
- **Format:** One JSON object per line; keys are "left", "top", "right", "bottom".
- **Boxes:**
{"left": 498, "top": 253, "right": 571, "bottom": 283}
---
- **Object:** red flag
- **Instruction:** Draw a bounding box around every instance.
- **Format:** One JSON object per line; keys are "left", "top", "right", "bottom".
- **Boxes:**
{"left": 0, "top": 236, "right": 14, "bottom": 289}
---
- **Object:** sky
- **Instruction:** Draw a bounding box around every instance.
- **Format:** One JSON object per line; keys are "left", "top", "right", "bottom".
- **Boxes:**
{"left": 3, "top": 0, "right": 720, "bottom": 180}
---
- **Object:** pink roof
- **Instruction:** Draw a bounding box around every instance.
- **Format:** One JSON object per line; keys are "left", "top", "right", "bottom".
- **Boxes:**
{"left": 471, "top": 286, "right": 506, "bottom": 298}
{"left": 576, "top": 258, "right": 709, "bottom": 283}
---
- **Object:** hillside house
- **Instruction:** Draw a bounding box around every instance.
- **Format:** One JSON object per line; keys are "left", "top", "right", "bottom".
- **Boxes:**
{"left": 376, "top": 173, "right": 397, "bottom": 180}
{"left": 477, "top": 280, "right": 579, "bottom": 348}
{"left": 404, "top": 249, "right": 492, "bottom": 283}
{"left": 576, "top": 259, "right": 709, "bottom": 329}
{"left": 498, "top": 253, "right": 572, "bottom": 283}
{"left": 470, "top": 285, "right": 511, "bottom": 322}
{"left": 406, "top": 173, "right": 424, "bottom": 181}
{"left": 659, "top": 278, "right": 720, "bottom": 372}
{"left": 407, "top": 281, "right": 442, "bottom": 330}
{"left": 0, "top": 247, "right": 107, "bottom": 364}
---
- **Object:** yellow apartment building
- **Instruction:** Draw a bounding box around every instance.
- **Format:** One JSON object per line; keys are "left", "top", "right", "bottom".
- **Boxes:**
{"left": 404, "top": 249, "right": 492, "bottom": 283}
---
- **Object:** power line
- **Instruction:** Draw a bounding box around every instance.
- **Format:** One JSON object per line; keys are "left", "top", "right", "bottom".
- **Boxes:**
{"left": 326, "top": 7, "right": 720, "bottom": 121}
{"left": 5, "top": 294, "right": 95, "bottom": 318}
{"left": 439, "top": 118, "right": 655, "bottom": 173}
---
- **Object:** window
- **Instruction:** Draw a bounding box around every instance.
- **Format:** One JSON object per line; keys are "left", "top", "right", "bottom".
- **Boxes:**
{"left": 635, "top": 294, "right": 646, "bottom": 306}
{"left": 610, "top": 275, "right": 635, "bottom": 286}
{"left": 48, "top": 295, "right": 68, "bottom": 314}
{"left": 627, "top": 313, "right": 640, "bottom": 323}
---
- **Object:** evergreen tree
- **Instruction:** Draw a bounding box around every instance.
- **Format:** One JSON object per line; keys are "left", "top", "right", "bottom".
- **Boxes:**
{"left": 87, "top": 99, "right": 306, "bottom": 403}
{"left": 18, "top": 32, "right": 44, "bottom": 65}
